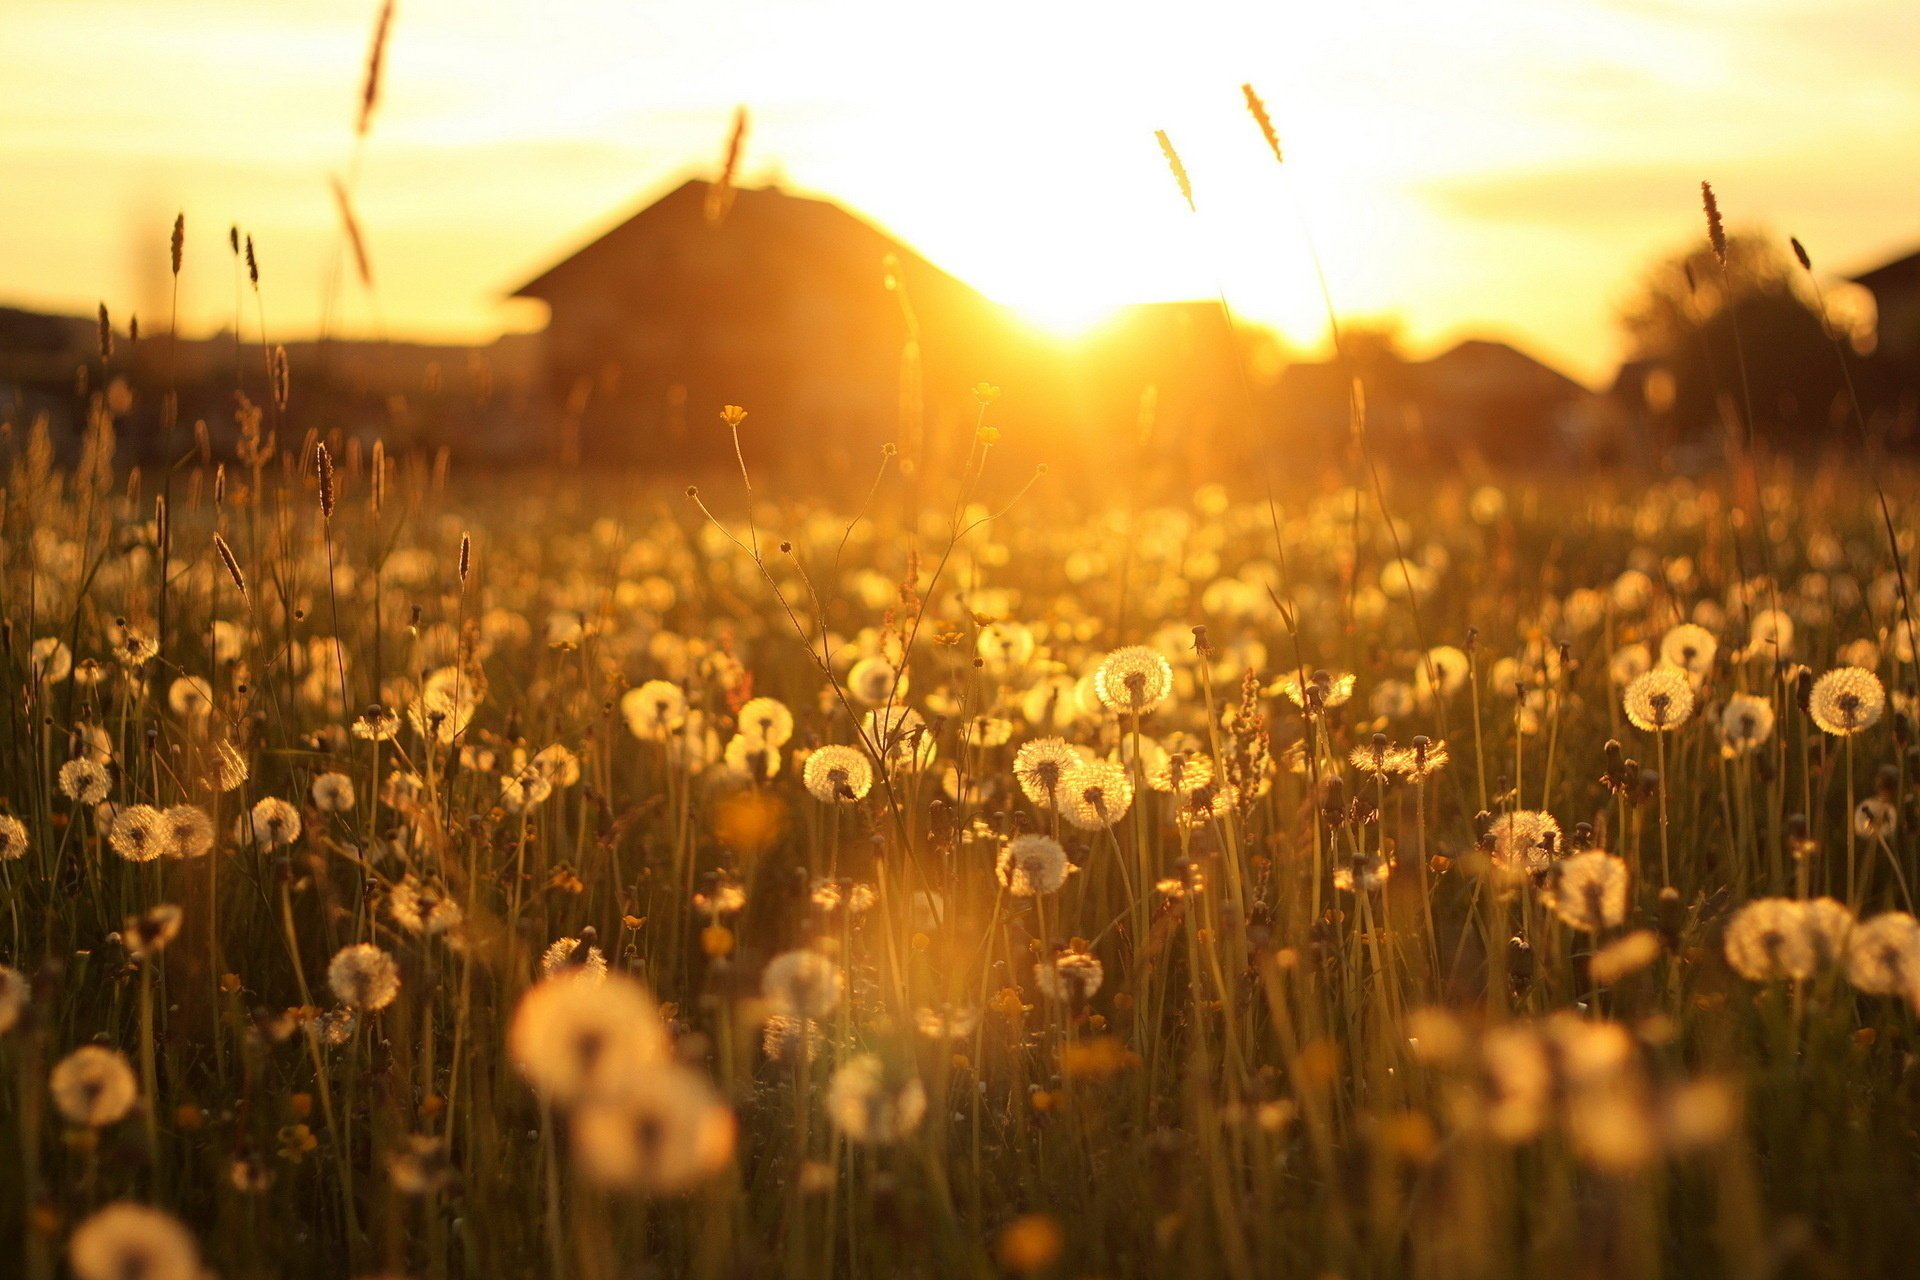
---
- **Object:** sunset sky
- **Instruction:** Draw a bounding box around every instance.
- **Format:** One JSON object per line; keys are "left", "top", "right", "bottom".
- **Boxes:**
{"left": 4, "top": 0, "right": 1916, "bottom": 385}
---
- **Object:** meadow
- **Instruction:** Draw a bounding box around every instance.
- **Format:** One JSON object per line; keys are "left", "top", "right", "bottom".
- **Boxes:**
{"left": 3, "top": 398, "right": 1920, "bottom": 1280}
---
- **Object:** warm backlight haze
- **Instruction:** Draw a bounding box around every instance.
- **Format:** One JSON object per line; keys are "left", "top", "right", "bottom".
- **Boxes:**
{"left": 4, "top": 0, "right": 1917, "bottom": 383}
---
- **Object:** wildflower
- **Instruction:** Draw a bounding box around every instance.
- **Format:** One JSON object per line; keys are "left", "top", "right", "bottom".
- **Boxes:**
{"left": 997, "top": 1214, "right": 1066, "bottom": 1274}
{"left": 1723, "top": 899, "right": 1817, "bottom": 982}
{"left": 736, "top": 696, "right": 795, "bottom": 747}
{"left": 311, "top": 771, "right": 356, "bottom": 813}
{"left": 1808, "top": 667, "right": 1885, "bottom": 736}
{"left": 1623, "top": 668, "right": 1694, "bottom": 732}
{"left": 500, "top": 767, "right": 554, "bottom": 813}
{"left": 809, "top": 879, "right": 876, "bottom": 913}
{"left": 1389, "top": 735, "right": 1450, "bottom": 781}
{"left": 1660, "top": 623, "right": 1718, "bottom": 675}
{"left": 1035, "top": 949, "right": 1104, "bottom": 1004}
{"left": 1093, "top": 645, "right": 1174, "bottom": 715}
{"left": 59, "top": 758, "right": 112, "bottom": 805}
{"left": 167, "top": 676, "right": 214, "bottom": 719}
{"left": 1590, "top": 930, "right": 1663, "bottom": 985}
{"left": 125, "top": 905, "right": 184, "bottom": 959}
{"left": 1718, "top": 693, "right": 1775, "bottom": 755}
{"left": 388, "top": 876, "right": 463, "bottom": 937}
{"left": 1273, "top": 668, "right": 1356, "bottom": 710}
{"left": 509, "top": 971, "right": 669, "bottom": 1105}
{"left": 351, "top": 704, "right": 401, "bottom": 741}
{"left": 1486, "top": 809, "right": 1561, "bottom": 879}
{"left": 68, "top": 1203, "right": 201, "bottom": 1280}
{"left": 863, "top": 706, "right": 936, "bottom": 770}
{"left": 1150, "top": 751, "right": 1215, "bottom": 794}
{"left": 802, "top": 744, "right": 873, "bottom": 803}
{"left": 997, "top": 833, "right": 1071, "bottom": 896}
{"left": 1348, "top": 734, "right": 1395, "bottom": 779}
{"left": 108, "top": 805, "right": 174, "bottom": 863}
{"left": 30, "top": 637, "right": 73, "bottom": 684}
{"left": 1415, "top": 646, "right": 1469, "bottom": 702}
{"left": 1609, "top": 643, "right": 1652, "bottom": 686}
{"left": 1055, "top": 759, "right": 1134, "bottom": 830}
{"left": 327, "top": 943, "right": 400, "bottom": 1010}
{"left": 1480, "top": 1023, "right": 1552, "bottom": 1142}
{"left": 1541, "top": 852, "right": 1629, "bottom": 931}
{"left": 163, "top": 805, "right": 215, "bottom": 859}
{"left": 1333, "top": 851, "right": 1394, "bottom": 893}
{"left": 50, "top": 1044, "right": 139, "bottom": 1127}
{"left": 541, "top": 933, "right": 608, "bottom": 982}
{"left": 1845, "top": 912, "right": 1920, "bottom": 1001}
{"left": 761, "top": 949, "right": 842, "bottom": 1020}
{"left": 1013, "top": 736, "right": 1081, "bottom": 807}
{"left": 569, "top": 1065, "right": 736, "bottom": 1191}
{"left": 914, "top": 1005, "right": 980, "bottom": 1040}
{"left": 1856, "top": 798, "right": 1898, "bottom": 841}
{"left": 1748, "top": 608, "right": 1794, "bottom": 657}
{"left": 761, "top": 1014, "right": 824, "bottom": 1064}
{"left": 0, "top": 814, "right": 26, "bottom": 861}
{"left": 237, "top": 797, "right": 301, "bottom": 849}
{"left": 825, "top": 1054, "right": 927, "bottom": 1143}
{"left": 388, "top": 1135, "right": 455, "bottom": 1196}
{"left": 846, "top": 656, "right": 901, "bottom": 706}
{"left": 621, "top": 679, "right": 688, "bottom": 739}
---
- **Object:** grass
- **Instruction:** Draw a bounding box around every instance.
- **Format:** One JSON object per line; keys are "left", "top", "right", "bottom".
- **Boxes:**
{"left": 2, "top": 401, "right": 1920, "bottom": 1278}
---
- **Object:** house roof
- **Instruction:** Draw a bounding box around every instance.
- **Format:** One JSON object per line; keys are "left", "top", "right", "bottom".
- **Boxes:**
{"left": 507, "top": 179, "right": 975, "bottom": 305}
{"left": 1851, "top": 248, "right": 1920, "bottom": 293}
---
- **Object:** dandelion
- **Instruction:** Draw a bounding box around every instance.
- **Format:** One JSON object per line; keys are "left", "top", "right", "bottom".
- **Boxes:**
{"left": 1623, "top": 667, "right": 1694, "bottom": 731}
{"left": 1389, "top": 735, "right": 1450, "bottom": 781}
{"left": 1093, "top": 645, "right": 1174, "bottom": 715}
{"left": 1333, "top": 852, "right": 1394, "bottom": 894}
{"left": 914, "top": 1005, "right": 981, "bottom": 1040}
{"left": 0, "top": 814, "right": 27, "bottom": 861}
{"left": 1718, "top": 693, "right": 1775, "bottom": 755}
{"left": 1590, "top": 930, "right": 1663, "bottom": 985}
{"left": 30, "top": 637, "right": 73, "bottom": 684}
{"left": 825, "top": 1054, "right": 927, "bottom": 1143}
{"left": 1054, "top": 759, "right": 1135, "bottom": 830}
{"left": 541, "top": 933, "right": 608, "bottom": 982}
{"left": 1035, "top": 949, "right": 1104, "bottom": 1004}
{"left": 1660, "top": 623, "right": 1718, "bottom": 675}
{"left": 109, "top": 805, "right": 174, "bottom": 863}
{"left": 68, "top": 1203, "right": 201, "bottom": 1280}
{"left": 124, "top": 905, "right": 183, "bottom": 959}
{"left": 1415, "top": 646, "right": 1469, "bottom": 702}
{"left": 59, "top": 757, "right": 112, "bottom": 805}
{"left": 311, "top": 771, "right": 356, "bottom": 813}
{"left": 569, "top": 1065, "right": 737, "bottom": 1191}
{"left": 1273, "top": 668, "right": 1356, "bottom": 710}
{"left": 802, "top": 744, "right": 873, "bottom": 803}
{"left": 1748, "top": 608, "right": 1794, "bottom": 657}
{"left": 1013, "top": 736, "right": 1081, "bottom": 807}
{"left": 50, "top": 1044, "right": 139, "bottom": 1127}
{"left": 1541, "top": 852, "right": 1630, "bottom": 932}
{"left": 1723, "top": 899, "right": 1817, "bottom": 982}
{"left": 1845, "top": 912, "right": 1920, "bottom": 1001}
{"left": 1808, "top": 667, "right": 1885, "bottom": 736}
{"left": 736, "top": 695, "right": 795, "bottom": 746}
{"left": 1855, "top": 798, "right": 1897, "bottom": 841}
{"left": 388, "top": 876, "right": 464, "bottom": 937}
{"left": 510, "top": 971, "right": 670, "bottom": 1105}
{"left": 327, "top": 943, "right": 400, "bottom": 1010}
{"left": 997, "top": 833, "right": 1071, "bottom": 896}
{"left": 237, "top": 797, "right": 301, "bottom": 849}
{"left": 761, "top": 949, "right": 842, "bottom": 1020}
{"left": 846, "top": 655, "right": 901, "bottom": 706}
{"left": 166, "top": 676, "right": 214, "bottom": 719}
{"left": 500, "top": 767, "right": 554, "bottom": 813}
{"left": 621, "top": 679, "right": 687, "bottom": 739}
{"left": 1486, "top": 809, "right": 1561, "bottom": 879}
{"left": 351, "top": 703, "right": 401, "bottom": 741}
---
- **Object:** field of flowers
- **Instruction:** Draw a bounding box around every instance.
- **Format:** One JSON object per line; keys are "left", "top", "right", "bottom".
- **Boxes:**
{"left": 4, "top": 407, "right": 1920, "bottom": 1280}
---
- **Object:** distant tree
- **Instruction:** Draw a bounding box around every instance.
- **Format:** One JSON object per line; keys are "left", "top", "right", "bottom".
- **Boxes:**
{"left": 1619, "top": 232, "right": 1844, "bottom": 451}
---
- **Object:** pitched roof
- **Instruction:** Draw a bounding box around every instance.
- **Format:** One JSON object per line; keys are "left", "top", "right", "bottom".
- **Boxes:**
{"left": 507, "top": 179, "right": 973, "bottom": 304}
{"left": 1851, "top": 248, "right": 1920, "bottom": 293}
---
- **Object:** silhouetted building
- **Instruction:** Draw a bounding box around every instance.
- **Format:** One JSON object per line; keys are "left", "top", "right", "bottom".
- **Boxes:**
{"left": 510, "top": 180, "right": 1020, "bottom": 469}
{"left": 1854, "top": 248, "right": 1920, "bottom": 376}
{"left": 1273, "top": 338, "right": 1590, "bottom": 464}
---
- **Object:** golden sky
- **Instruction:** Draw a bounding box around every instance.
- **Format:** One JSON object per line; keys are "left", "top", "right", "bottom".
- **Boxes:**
{"left": 4, "top": 0, "right": 1917, "bottom": 384}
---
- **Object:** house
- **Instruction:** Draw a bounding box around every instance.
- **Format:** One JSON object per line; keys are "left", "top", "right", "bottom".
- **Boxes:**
{"left": 508, "top": 180, "right": 1022, "bottom": 469}
{"left": 1852, "top": 248, "right": 1920, "bottom": 375}
{"left": 1271, "top": 338, "right": 1591, "bottom": 465}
